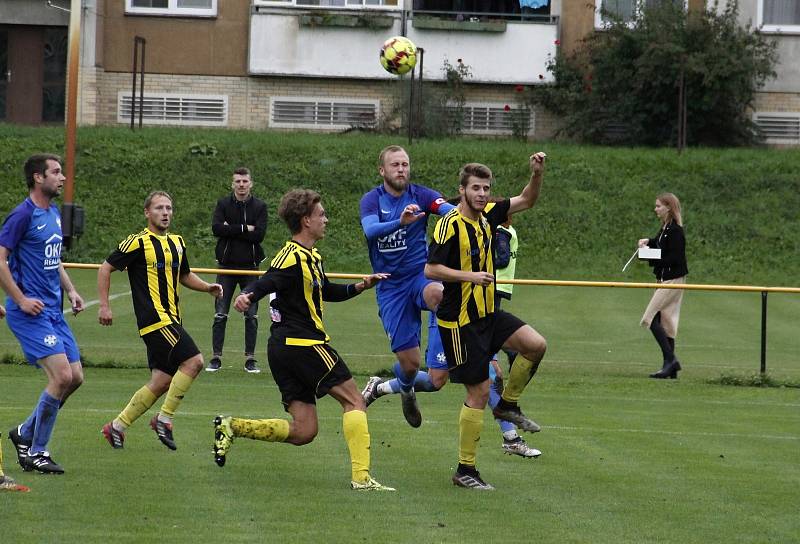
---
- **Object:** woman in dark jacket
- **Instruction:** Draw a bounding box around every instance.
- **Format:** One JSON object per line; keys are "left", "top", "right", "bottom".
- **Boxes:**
{"left": 637, "top": 192, "right": 688, "bottom": 379}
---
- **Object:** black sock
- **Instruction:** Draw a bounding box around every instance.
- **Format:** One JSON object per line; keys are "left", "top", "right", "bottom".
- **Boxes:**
{"left": 650, "top": 313, "right": 675, "bottom": 364}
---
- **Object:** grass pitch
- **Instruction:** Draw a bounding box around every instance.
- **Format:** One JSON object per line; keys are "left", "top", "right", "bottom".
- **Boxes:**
{"left": 1, "top": 269, "right": 798, "bottom": 543}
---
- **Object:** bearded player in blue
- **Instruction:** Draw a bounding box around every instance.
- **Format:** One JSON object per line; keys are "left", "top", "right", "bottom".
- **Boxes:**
{"left": 0, "top": 154, "right": 85, "bottom": 474}
{"left": 359, "top": 145, "right": 454, "bottom": 427}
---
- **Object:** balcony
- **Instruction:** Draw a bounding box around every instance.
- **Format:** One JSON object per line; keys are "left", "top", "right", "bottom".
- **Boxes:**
{"left": 250, "top": 1, "right": 558, "bottom": 84}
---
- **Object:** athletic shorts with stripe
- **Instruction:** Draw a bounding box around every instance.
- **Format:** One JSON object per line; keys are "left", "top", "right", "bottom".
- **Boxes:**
{"left": 438, "top": 310, "right": 525, "bottom": 385}
{"left": 267, "top": 340, "right": 352, "bottom": 408}
{"left": 142, "top": 323, "right": 200, "bottom": 375}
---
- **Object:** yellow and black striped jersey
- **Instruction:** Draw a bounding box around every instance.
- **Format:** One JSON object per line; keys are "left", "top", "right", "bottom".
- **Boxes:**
{"left": 245, "top": 240, "right": 359, "bottom": 346}
{"left": 106, "top": 228, "right": 190, "bottom": 336}
{"left": 428, "top": 199, "right": 511, "bottom": 328}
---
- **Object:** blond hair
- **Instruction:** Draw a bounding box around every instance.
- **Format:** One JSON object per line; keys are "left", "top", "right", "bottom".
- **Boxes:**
{"left": 657, "top": 192, "right": 682, "bottom": 226}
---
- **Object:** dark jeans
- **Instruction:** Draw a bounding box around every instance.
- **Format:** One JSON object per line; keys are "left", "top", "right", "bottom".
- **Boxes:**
{"left": 212, "top": 269, "right": 259, "bottom": 357}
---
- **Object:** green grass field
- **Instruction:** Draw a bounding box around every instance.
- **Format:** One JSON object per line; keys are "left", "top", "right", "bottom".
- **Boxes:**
{"left": 1, "top": 268, "right": 798, "bottom": 543}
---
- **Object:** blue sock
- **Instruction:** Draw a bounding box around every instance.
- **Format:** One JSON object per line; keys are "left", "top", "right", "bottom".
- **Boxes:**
{"left": 413, "top": 371, "right": 439, "bottom": 393}
{"left": 384, "top": 378, "right": 402, "bottom": 394}
{"left": 30, "top": 391, "right": 61, "bottom": 455}
{"left": 489, "top": 376, "right": 516, "bottom": 433}
{"left": 392, "top": 361, "right": 417, "bottom": 393}
{"left": 20, "top": 411, "right": 37, "bottom": 441}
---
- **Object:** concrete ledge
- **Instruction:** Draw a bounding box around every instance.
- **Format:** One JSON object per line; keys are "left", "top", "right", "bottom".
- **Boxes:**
{"left": 411, "top": 16, "right": 507, "bottom": 32}
{"left": 299, "top": 13, "right": 394, "bottom": 29}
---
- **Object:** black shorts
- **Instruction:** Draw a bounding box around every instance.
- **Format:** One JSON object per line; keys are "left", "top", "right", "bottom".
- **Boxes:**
{"left": 142, "top": 324, "right": 201, "bottom": 376}
{"left": 267, "top": 340, "right": 352, "bottom": 408}
{"left": 438, "top": 310, "right": 526, "bottom": 385}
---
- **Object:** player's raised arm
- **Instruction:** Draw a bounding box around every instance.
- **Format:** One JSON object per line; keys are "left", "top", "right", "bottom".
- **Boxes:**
{"left": 508, "top": 152, "right": 546, "bottom": 215}
{"left": 359, "top": 192, "right": 403, "bottom": 241}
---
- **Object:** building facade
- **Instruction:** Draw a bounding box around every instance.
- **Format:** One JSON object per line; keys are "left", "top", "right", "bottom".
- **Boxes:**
{"left": 0, "top": 0, "right": 797, "bottom": 144}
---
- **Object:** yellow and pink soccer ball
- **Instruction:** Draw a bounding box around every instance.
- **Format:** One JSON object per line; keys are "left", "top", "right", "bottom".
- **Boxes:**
{"left": 379, "top": 36, "right": 418, "bottom": 75}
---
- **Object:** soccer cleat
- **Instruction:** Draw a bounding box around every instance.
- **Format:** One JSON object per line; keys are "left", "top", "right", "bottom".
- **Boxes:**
{"left": 492, "top": 405, "right": 540, "bottom": 433}
{"left": 8, "top": 425, "right": 32, "bottom": 471}
{"left": 452, "top": 468, "right": 495, "bottom": 490}
{"left": 502, "top": 438, "right": 542, "bottom": 458}
{"left": 150, "top": 416, "right": 177, "bottom": 451}
{"left": 205, "top": 357, "right": 222, "bottom": 372}
{"left": 244, "top": 358, "right": 261, "bottom": 374}
{"left": 0, "top": 475, "right": 31, "bottom": 493}
{"left": 400, "top": 389, "right": 422, "bottom": 428}
{"left": 361, "top": 376, "right": 384, "bottom": 407}
{"left": 213, "top": 415, "right": 234, "bottom": 467}
{"left": 350, "top": 476, "right": 396, "bottom": 491}
{"left": 23, "top": 451, "right": 64, "bottom": 474}
{"left": 102, "top": 422, "right": 125, "bottom": 449}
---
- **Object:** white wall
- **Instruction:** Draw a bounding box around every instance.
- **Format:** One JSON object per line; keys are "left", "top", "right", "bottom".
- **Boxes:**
{"left": 711, "top": 0, "right": 800, "bottom": 92}
{"left": 249, "top": 13, "right": 557, "bottom": 84}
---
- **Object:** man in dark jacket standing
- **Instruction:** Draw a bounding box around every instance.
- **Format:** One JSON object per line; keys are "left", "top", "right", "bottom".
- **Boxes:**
{"left": 207, "top": 167, "right": 268, "bottom": 373}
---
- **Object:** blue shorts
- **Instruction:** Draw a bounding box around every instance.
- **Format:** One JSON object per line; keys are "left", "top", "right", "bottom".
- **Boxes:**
{"left": 425, "top": 311, "right": 448, "bottom": 371}
{"left": 376, "top": 272, "right": 436, "bottom": 353}
{"left": 6, "top": 308, "right": 81, "bottom": 365}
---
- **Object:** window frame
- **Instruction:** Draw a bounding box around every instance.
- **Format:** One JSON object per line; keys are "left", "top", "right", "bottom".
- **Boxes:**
{"left": 253, "top": 0, "right": 403, "bottom": 11}
{"left": 594, "top": 0, "right": 686, "bottom": 29}
{"left": 125, "top": 0, "right": 218, "bottom": 18}
{"left": 757, "top": 0, "right": 800, "bottom": 34}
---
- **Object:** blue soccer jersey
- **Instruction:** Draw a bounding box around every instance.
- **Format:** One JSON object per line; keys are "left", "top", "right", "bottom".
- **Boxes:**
{"left": 0, "top": 198, "right": 64, "bottom": 312}
{"left": 359, "top": 183, "right": 450, "bottom": 278}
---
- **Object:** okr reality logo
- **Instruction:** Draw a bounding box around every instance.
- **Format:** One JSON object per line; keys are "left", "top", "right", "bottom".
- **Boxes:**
{"left": 43, "top": 335, "right": 58, "bottom": 347}
{"left": 43, "top": 233, "right": 62, "bottom": 271}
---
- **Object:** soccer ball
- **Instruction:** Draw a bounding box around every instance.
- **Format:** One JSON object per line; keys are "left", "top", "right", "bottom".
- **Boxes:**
{"left": 379, "top": 36, "right": 417, "bottom": 76}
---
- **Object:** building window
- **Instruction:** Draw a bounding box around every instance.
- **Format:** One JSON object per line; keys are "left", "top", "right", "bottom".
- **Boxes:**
{"left": 595, "top": 0, "right": 683, "bottom": 28}
{"left": 753, "top": 112, "right": 800, "bottom": 144}
{"left": 270, "top": 97, "right": 379, "bottom": 130}
{"left": 117, "top": 93, "right": 228, "bottom": 126}
{"left": 253, "top": 0, "right": 400, "bottom": 9}
{"left": 411, "top": 1, "right": 550, "bottom": 20}
{"left": 125, "top": 0, "right": 217, "bottom": 17}
{"left": 445, "top": 102, "right": 534, "bottom": 136}
{"left": 758, "top": 0, "right": 800, "bottom": 33}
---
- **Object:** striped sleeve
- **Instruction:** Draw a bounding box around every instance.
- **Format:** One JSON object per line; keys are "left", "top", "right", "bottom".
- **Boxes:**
{"left": 106, "top": 232, "right": 142, "bottom": 271}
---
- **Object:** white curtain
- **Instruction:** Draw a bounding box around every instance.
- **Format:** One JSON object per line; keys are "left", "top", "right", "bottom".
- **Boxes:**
{"left": 764, "top": 0, "right": 800, "bottom": 25}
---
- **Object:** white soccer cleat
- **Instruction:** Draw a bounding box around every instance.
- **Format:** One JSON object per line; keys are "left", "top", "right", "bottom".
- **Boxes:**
{"left": 502, "top": 438, "right": 542, "bottom": 458}
{"left": 351, "top": 476, "right": 396, "bottom": 491}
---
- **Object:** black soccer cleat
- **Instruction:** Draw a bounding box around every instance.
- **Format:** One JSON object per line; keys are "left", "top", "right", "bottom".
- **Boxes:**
{"left": 150, "top": 416, "right": 177, "bottom": 450}
{"left": 8, "top": 425, "right": 32, "bottom": 471}
{"left": 23, "top": 451, "right": 64, "bottom": 475}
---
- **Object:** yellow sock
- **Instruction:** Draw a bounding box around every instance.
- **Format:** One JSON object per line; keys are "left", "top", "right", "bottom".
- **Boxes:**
{"left": 159, "top": 370, "right": 194, "bottom": 420}
{"left": 342, "top": 410, "right": 370, "bottom": 483}
{"left": 231, "top": 418, "right": 289, "bottom": 442}
{"left": 0, "top": 439, "right": 5, "bottom": 477}
{"left": 502, "top": 356, "right": 536, "bottom": 404}
{"left": 459, "top": 405, "right": 484, "bottom": 467}
{"left": 117, "top": 385, "right": 158, "bottom": 429}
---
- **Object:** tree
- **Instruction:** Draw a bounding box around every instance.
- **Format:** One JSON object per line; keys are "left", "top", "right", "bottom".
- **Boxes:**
{"left": 529, "top": 1, "right": 778, "bottom": 146}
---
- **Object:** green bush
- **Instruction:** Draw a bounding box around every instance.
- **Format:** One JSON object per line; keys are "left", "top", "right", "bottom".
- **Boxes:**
{"left": 528, "top": 0, "right": 778, "bottom": 146}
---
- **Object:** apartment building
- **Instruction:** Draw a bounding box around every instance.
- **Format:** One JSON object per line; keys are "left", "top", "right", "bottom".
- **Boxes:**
{"left": 0, "top": 0, "right": 797, "bottom": 143}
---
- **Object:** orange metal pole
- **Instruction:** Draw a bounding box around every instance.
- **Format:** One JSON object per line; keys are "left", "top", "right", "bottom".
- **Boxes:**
{"left": 63, "top": 0, "right": 81, "bottom": 205}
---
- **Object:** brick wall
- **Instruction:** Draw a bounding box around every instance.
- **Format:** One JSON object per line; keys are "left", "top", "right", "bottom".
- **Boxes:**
{"left": 80, "top": 67, "right": 559, "bottom": 139}
{"left": 754, "top": 92, "right": 800, "bottom": 112}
